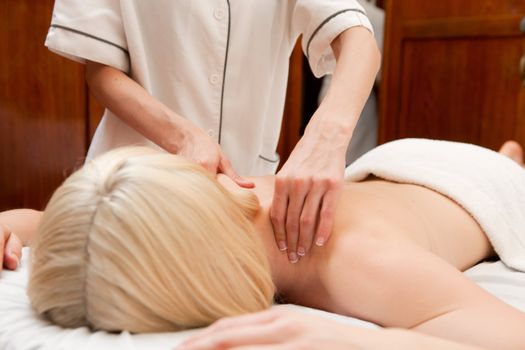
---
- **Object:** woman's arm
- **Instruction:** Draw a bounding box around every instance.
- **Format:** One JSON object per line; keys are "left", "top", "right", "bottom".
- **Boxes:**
{"left": 85, "top": 61, "right": 252, "bottom": 188}
{"left": 0, "top": 209, "right": 42, "bottom": 270}
{"left": 271, "top": 26, "right": 381, "bottom": 261}
{"left": 176, "top": 308, "right": 485, "bottom": 350}
{"left": 0, "top": 209, "right": 41, "bottom": 246}
{"left": 321, "top": 226, "right": 525, "bottom": 349}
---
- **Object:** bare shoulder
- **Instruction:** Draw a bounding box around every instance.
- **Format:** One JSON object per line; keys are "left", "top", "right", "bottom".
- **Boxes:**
{"left": 316, "top": 227, "right": 403, "bottom": 319}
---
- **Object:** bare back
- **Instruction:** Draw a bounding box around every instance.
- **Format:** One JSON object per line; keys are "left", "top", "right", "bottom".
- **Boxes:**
{"left": 332, "top": 178, "right": 494, "bottom": 270}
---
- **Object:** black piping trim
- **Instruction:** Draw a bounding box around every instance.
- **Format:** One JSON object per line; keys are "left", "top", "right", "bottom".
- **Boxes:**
{"left": 306, "top": 8, "right": 367, "bottom": 59}
{"left": 50, "top": 24, "right": 128, "bottom": 54}
{"left": 258, "top": 155, "right": 280, "bottom": 163}
{"left": 217, "top": 1, "right": 231, "bottom": 144}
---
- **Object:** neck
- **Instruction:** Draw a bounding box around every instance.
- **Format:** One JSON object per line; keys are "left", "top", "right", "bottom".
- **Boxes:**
{"left": 246, "top": 176, "right": 323, "bottom": 303}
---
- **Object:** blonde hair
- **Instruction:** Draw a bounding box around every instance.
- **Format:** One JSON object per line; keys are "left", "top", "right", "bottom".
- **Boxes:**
{"left": 27, "top": 147, "right": 275, "bottom": 333}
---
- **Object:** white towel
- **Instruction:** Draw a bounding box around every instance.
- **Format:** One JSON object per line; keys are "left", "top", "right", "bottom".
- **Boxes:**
{"left": 345, "top": 138, "right": 525, "bottom": 272}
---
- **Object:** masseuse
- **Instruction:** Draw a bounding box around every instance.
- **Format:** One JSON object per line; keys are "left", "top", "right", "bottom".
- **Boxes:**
{"left": 45, "top": 1, "right": 380, "bottom": 262}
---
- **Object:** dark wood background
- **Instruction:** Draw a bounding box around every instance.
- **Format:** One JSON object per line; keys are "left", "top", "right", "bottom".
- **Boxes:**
{"left": 379, "top": 0, "right": 525, "bottom": 149}
{"left": 1, "top": 1, "right": 88, "bottom": 210}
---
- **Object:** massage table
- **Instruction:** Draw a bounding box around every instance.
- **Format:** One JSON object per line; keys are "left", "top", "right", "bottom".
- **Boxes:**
{"left": 1, "top": 248, "right": 524, "bottom": 350}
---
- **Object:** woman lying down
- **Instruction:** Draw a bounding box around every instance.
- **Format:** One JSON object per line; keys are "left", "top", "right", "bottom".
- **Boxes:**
{"left": 1, "top": 138, "right": 525, "bottom": 350}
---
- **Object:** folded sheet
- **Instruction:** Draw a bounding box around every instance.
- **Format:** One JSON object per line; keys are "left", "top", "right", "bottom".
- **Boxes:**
{"left": 345, "top": 138, "right": 525, "bottom": 271}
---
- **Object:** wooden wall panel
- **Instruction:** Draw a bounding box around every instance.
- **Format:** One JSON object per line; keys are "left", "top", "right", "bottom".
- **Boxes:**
{"left": 0, "top": 0, "right": 88, "bottom": 210}
{"left": 380, "top": 0, "right": 525, "bottom": 150}
{"left": 394, "top": 0, "right": 524, "bottom": 19}
{"left": 88, "top": 94, "right": 104, "bottom": 141}
{"left": 397, "top": 38, "right": 524, "bottom": 150}
{"left": 277, "top": 41, "right": 303, "bottom": 168}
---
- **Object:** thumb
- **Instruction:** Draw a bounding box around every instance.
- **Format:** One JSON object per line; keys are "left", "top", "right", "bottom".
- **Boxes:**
{"left": 3, "top": 232, "right": 22, "bottom": 270}
{"left": 219, "top": 156, "right": 255, "bottom": 189}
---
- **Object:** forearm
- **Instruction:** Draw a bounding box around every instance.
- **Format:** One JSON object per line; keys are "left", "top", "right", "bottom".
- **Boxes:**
{"left": 178, "top": 308, "right": 486, "bottom": 350}
{"left": 85, "top": 61, "right": 192, "bottom": 153}
{"left": 308, "top": 26, "right": 381, "bottom": 150}
{"left": 273, "top": 29, "right": 380, "bottom": 254}
{"left": 0, "top": 209, "right": 42, "bottom": 246}
{"left": 383, "top": 329, "right": 486, "bottom": 350}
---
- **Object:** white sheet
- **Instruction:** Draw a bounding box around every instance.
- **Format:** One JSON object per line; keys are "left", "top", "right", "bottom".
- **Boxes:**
{"left": 0, "top": 249, "right": 378, "bottom": 350}
{"left": 2, "top": 249, "right": 525, "bottom": 349}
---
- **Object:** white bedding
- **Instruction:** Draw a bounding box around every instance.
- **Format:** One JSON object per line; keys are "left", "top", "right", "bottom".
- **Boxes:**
{"left": 1, "top": 249, "right": 524, "bottom": 350}
{"left": 0, "top": 249, "right": 378, "bottom": 350}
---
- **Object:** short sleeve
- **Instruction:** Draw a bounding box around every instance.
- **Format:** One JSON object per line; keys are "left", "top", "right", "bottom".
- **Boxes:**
{"left": 292, "top": 0, "right": 374, "bottom": 77}
{"left": 45, "top": 0, "right": 130, "bottom": 73}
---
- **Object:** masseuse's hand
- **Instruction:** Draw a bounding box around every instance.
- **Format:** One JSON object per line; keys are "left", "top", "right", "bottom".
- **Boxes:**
{"left": 176, "top": 122, "right": 254, "bottom": 189}
{"left": 1, "top": 223, "right": 22, "bottom": 271}
{"left": 85, "top": 61, "right": 254, "bottom": 189}
{"left": 269, "top": 26, "right": 382, "bottom": 262}
{"left": 270, "top": 124, "right": 346, "bottom": 262}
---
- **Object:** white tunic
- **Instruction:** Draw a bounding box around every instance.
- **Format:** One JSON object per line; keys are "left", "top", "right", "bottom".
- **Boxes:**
{"left": 45, "top": 0, "right": 373, "bottom": 175}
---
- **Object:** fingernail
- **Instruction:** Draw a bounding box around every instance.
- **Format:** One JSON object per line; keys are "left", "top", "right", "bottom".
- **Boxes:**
{"left": 6, "top": 252, "right": 19, "bottom": 269}
{"left": 278, "top": 241, "right": 287, "bottom": 251}
{"left": 297, "top": 247, "right": 306, "bottom": 256}
{"left": 10, "top": 252, "right": 19, "bottom": 267}
{"left": 315, "top": 237, "right": 325, "bottom": 246}
{"left": 288, "top": 252, "right": 298, "bottom": 263}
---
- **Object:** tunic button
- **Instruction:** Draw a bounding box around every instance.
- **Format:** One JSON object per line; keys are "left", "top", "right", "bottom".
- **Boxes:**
{"left": 207, "top": 129, "right": 215, "bottom": 138}
{"left": 214, "top": 8, "right": 225, "bottom": 20}
{"left": 209, "top": 74, "right": 220, "bottom": 85}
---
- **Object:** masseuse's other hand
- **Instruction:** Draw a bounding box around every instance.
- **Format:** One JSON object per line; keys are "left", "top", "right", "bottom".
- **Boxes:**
{"left": 270, "top": 129, "right": 345, "bottom": 262}
{"left": 1, "top": 223, "right": 22, "bottom": 271}
{"left": 177, "top": 123, "right": 254, "bottom": 189}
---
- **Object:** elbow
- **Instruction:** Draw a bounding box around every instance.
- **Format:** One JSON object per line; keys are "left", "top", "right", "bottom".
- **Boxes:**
{"left": 85, "top": 60, "right": 117, "bottom": 92}
{"left": 362, "top": 30, "right": 382, "bottom": 76}
{"left": 85, "top": 60, "right": 103, "bottom": 92}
